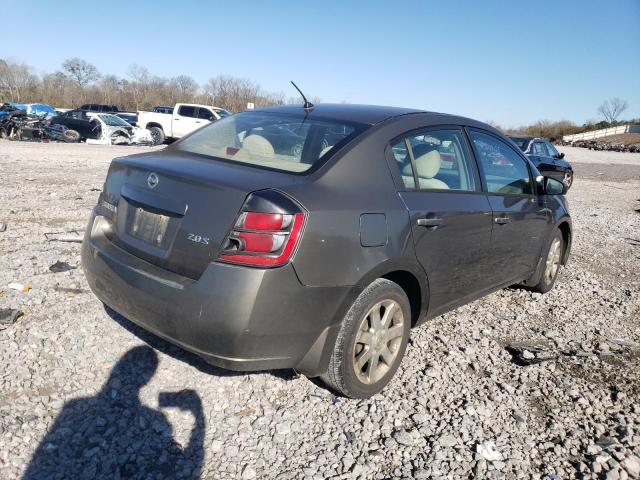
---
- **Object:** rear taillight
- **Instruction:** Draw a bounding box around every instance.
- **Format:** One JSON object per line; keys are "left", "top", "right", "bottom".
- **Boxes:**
{"left": 218, "top": 207, "right": 305, "bottom": 267}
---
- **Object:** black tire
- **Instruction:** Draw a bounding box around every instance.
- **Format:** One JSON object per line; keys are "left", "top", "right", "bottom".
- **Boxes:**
{"left": 149, "top": 126, "right": 165, "bottom": 146}
{"left": 531, "top": 229, "right": 564, "bottom": 294}
{"left": 63, "top": 129, "right": 80, "bottom": 143}
{"left": 320, "top": 278, "right": 411, "bottom": 398}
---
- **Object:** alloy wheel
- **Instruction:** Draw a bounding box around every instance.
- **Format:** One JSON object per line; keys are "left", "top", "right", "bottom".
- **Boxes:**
{"left": 545, "top": 237, "right": 562, "bottom": 284}
{"left": 563, "top": 172, "right": 573, "bottom": 187}
{"left": 352, "top": 299, "right": 405, "bottom": 384}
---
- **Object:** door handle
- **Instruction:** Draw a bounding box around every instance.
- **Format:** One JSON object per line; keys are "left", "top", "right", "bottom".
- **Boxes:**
{"left": 174, "top": 118, "right": 180, "bottom": 121}
{"left": 417, "top": 218, "right": 443, "bottom": 228}
{"left": 494, "top": 216, "right": 511, "bottom": 225}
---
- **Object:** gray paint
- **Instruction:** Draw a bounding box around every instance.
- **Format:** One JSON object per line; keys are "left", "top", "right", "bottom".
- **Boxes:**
{"left": 81, "top": 104, "right": 572, "bottom": 376}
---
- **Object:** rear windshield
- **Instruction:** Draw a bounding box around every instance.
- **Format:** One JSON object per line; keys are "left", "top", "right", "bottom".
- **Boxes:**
{"left": 174, "top": 111, "right": 366, "bottom": 173}
{"left": 508, "top": 137, "right": 529, "bottom": 151}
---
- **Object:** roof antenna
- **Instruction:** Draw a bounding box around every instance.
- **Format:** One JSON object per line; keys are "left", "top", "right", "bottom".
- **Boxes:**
{"left": 291, "top": 81, "right": 314, "bottom": 110}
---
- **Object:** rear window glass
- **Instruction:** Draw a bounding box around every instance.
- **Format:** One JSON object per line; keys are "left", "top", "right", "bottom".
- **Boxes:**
{"left": 509, "top": 137, "right": 529, "bottom": 151}
{"left": 174, "top": 112, "right": 365, "bottom": 173}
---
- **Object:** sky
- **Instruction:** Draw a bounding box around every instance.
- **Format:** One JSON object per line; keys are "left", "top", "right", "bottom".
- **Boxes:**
{"left": 1, "top": 0, "right": 639, "bottom": 126}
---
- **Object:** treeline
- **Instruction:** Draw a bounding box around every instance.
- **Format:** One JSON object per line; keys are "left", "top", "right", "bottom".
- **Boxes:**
{"left": 0, "top": 57, "right": 300, "bottom": 112}
{"left": 497, "top": 118, "right": 640, "bottom": 141}
{"left": 1, "top": 57, "right": 635, "bottom": 137}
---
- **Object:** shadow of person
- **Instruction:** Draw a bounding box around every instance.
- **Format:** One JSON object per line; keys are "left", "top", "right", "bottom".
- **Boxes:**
{"left": 23, "top": 346, "right": 205, "bottom": 480}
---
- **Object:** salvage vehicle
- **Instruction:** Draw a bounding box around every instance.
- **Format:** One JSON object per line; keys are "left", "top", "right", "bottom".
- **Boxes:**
{"left": 80, "top": 104, "right": 138, "bottom": 127}
{"left": 50, "top": 110, "right": 151, "bottom": 144}
{"left": 50, "top": 109, "right": 100, "bottom": 140}
{"left": 84, "top": 113, "right": 152, "bottom": 145}
{"left": 508, "top": 136, "right": 574, "bottom": 188}
{"left": 82, "top": 103, "right": 572, "bottom": 398}
{"left": 137, "top": 103, "right": 231, "bottom": 145}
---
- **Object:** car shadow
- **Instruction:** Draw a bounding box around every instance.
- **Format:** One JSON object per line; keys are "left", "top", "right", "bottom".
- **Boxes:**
{"left": 23, "top": 345, "right": 205, "bottom": 479}
{"left": 104, "top": 305, "right": 299, "bottom": 382}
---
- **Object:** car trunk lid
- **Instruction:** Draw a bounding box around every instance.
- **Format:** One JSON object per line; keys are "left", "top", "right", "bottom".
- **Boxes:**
{"left": 101, "top": 150, "right": 302, "bottom": 279}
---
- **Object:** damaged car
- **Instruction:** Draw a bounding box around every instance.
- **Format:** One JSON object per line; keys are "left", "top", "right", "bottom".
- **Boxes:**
{"left": 50, "top": 110, "right": 152, "bottom": 145}
{"left": 84, "top": 113, "right": 152, "bottom": 145}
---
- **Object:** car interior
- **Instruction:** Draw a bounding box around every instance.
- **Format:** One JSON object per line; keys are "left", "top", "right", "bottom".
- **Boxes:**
{"left": 177, "top": 114, "right": 357, "bottom": 173}
{"left": 393, "top": 131, "right": 476, "bottom": 191}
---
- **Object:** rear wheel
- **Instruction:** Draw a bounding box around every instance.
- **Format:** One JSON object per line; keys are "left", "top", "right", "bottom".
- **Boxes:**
{"left": 531, "top": 230, "right": 564, "bottom": 293}
{"left": 321, "top": 278, "right": 411, "bottom": 398}
{"left": 149, "top": 126, "right": 165, "bottom": 145}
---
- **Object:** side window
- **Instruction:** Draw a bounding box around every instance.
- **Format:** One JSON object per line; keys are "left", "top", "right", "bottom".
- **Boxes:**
{"left": 178, "top": 105, "right": 197, "bottom": 118}
{"left": 532, "top": 142, "right": 549, "bottom": 156}
{"left": 390, "top": 139, "right": 415, "bottom": 188}
{"left": 391, "top": 129, "right": 477, "bottom": 191}
{"left": 470, "top": 131, "right": 533, "bottom": 195}
{"left": 546, "top": 142, "right": 559, "bottom": 157}
{"left": 197, "top": 108, "right": 214, "bottom": 120}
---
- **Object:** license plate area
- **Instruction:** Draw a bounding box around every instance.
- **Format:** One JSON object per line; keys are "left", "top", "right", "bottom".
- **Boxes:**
{"left": 130, "top": 207, "right": 170, "bottom": 247}
{"left": 124, "top": 199, "right": 180, "bottom": 251}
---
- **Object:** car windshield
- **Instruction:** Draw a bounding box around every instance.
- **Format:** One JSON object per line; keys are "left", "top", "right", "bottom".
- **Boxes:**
{"left": 213, "top": 108, "right": 231, "bottom": 118}
{"left": 98, "top": 114, "right": 130, "bottom": 127}
{"left": 508, "top": 137, "right": 529, "bottom": 151}
{"left": 174, "top": 111, "right": 366, "bottom": 173}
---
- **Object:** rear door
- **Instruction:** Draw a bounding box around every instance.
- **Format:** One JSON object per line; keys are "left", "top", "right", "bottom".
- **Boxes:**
{"left": 392, "top": 127, "right": 494, "bottom": 311}
{"left": 468, "top": 129, "right": 550, "bottom": 284}
{"left": 172, "top": 105, "right": 200, "bottom": 137}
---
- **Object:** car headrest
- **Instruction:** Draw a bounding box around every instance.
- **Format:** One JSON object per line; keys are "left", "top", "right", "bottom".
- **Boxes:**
{"left": 414, "top": 149, "right": 442, "bottom": 179}
{"left": 242, "top": 134, "right": 274, "bottom": 158}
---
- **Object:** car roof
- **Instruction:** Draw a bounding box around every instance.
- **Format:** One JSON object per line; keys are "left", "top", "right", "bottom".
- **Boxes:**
{"left": 253, "top": 103, "right": 425, "bottom": 125}
{"left": 250, "top": 103, "right": 501, "bottom": 133}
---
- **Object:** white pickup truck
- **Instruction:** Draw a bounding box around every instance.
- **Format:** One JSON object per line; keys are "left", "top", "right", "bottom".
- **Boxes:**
{"left": 137, "top": 103, "right": 231, "bottom": 145}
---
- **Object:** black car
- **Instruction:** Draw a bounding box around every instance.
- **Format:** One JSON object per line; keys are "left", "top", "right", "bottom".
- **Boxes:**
{"left": 82, "top": 104, "right": 571, "bottom": 398}
{"left": 508, "top": 136, "right": 574, "bottom": 188}
{"left": 80, "top": 104, "right": 120, "bottom": 113}
{"left": 50, "top": 109, "right": 100, "bottom": 140}
{"left": 51, "top": 110, "right": 135, "bottom": 141}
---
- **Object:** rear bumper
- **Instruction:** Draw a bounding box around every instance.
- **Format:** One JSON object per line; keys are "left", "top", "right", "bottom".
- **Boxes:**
{"left": 82, "top": 211, "right": 354, "bottom": 373}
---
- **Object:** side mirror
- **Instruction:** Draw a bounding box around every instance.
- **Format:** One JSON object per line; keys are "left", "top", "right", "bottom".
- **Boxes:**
{"left": 542, "top": 176, "right": 567, "bottom": 195}
{"left": 557, "top": 152, "right": 565, "bottom": 159}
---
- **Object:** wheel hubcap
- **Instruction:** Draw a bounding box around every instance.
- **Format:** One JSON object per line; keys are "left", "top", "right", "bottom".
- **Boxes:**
{"left": 545, "top": 237, "right": 562, "bottom": 283}
{"left": 352, "top": 299, "right": 404, "bottom": 385}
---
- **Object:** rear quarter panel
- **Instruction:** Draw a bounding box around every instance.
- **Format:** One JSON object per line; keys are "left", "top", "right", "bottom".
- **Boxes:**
{"left": 284, "top": 114, "right": 442, "bottom": 288}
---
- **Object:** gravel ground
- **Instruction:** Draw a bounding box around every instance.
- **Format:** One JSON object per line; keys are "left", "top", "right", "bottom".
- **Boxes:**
{"left": 558, "top": 146, "right": 640, "bottom": 183}
{"left": 1, "top": 140, "right": 639, "bottom": 480}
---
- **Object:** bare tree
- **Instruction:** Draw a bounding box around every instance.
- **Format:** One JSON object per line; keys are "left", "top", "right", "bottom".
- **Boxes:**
{"left": 39, "top": 72, "right": 71, "bottom": 107}
{"left": 98, "top": 75, "right": 123, "bottom": 106}
{"left": 125, "top": 64, "right": 150, "bottom": 110}
{"left": 171, "top": 75, "right": 199, "bottom": 102}
{"left": 597, "top": 98, "right": 629, "bottom": 124}
{"left": 0, "top": 59, "right": 38, "bottom": 102}
{"left": 62, "top": 58, "right": 99, "bottom": 87}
